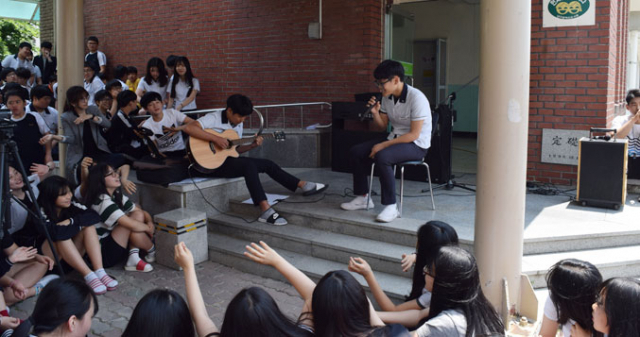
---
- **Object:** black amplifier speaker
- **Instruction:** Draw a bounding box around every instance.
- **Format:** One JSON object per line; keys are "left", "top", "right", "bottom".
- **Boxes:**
{"left": 576, "top": 137, "right": 628, "bottom": 210}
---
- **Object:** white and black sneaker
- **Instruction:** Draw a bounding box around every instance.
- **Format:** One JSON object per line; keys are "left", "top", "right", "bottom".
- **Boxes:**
{"left": 301, "top": 182, "right": 328, "bottom": 196}
{"left": 258, "top": 208, "right": 288, "bottom": 226}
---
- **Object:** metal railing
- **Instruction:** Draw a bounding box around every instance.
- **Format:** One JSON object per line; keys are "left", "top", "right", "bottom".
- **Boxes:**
{"left": 133, "top": 102, "right": 332, "bottom": 130}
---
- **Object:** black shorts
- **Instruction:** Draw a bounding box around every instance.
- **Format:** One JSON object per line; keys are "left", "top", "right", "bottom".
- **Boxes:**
{"left": 100, "top": 234, "right": 128, "bottom": 268}
{"left": 629, "top": 156, "right": 640, "bottom": 179}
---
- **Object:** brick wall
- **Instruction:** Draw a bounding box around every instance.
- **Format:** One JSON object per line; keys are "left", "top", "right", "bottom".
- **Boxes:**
{"left": 39, "top": 0, "right": 55, "bottom": 53}
{"left": 528, "top": 0, "right": 628, "bottom": 185}
{"left": 83, "top": 0, "right": 383, "bottom": 127}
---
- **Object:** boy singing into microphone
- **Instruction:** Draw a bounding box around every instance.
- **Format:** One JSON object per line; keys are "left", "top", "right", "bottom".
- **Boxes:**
{"left": 340, "top": 60, "right": 432, "bottom": 223}
{"left": 613, "top": 89, "right": 640, "bottom": 179}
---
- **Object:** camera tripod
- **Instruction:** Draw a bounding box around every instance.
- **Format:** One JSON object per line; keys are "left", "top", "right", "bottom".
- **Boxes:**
{"left": 0, "top": 131, "right": 64, "bottom": 276}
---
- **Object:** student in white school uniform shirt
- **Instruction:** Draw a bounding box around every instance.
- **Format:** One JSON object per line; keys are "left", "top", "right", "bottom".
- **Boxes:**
{"left": 183, "top": 94, "right": 328, "bottom": 226}
{"left": 83, "top": 63, "right": 105, "bottom": 106}
{"left": 166, "top": 56, "right": 200, "bottom": 111}
{"left": 613, "top": 89, "right": 640, "bottom": 180}
{"left": 136, "top": 57, "right": 170, "bottom": 104}
{"left": 341, "top": 60, "right": 432, "bottom": 223}
{"left": 85, "top": 36, "right": 107, "bottom": 78}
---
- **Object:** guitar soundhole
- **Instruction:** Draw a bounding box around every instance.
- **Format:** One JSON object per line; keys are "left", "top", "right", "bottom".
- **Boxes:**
{"left": 209, "top": 142, "right": 216, "bottom": 154}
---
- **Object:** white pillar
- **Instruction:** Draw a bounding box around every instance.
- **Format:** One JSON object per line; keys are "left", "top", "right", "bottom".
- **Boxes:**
{"left": 474, "top": 0, "right": 531, "bottom": 314}
{"left": 55, "top": 0, "right": 84, "bottom": 177}
{"left": 628, "top": 31, "right": 639, "bottom": 91}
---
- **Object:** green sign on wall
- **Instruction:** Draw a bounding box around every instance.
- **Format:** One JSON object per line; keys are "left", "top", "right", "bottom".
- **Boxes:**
{"left": 398, "top": 61, "right": 413, "bottom": 77}
{"left": 548, "top": 0, "right": 590, "bottom": 20}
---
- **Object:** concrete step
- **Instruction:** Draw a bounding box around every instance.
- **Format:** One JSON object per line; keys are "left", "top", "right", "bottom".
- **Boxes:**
{"left": 209, "top": 213, "right": 415, "bottom": 277}
{"left": 523, "top": 245, "right": 640, "bottom": 289}
{"left": 207, "top": 232, "right": 412, "bottom": 303}
{"left": 228, "top": 195, "right": 640, "bottom": 255}
{"left": 227, "top": 195, "right": 474, "bottom": 251}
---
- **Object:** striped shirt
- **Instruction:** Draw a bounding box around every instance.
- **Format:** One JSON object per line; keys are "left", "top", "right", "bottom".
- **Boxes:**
{"left": 91, "top": 193, "right": 135, "bottom": 239}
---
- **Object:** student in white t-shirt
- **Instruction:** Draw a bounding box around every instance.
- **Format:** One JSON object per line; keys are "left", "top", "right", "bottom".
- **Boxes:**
{"left": 341, "top": 60, "right": 432, "bottom": 223}
{"left": 183, "top": 94, "right": 327, "bottom": 226}
{"left": 83, "top": 63, "right": 105, "bottom": 106}
{"left": 413, "top": 246, "right": 503, "bottom": 337}
{"left": 613, "top": 89, "right": 640, "bottom": 179}
{"left": 539, "top": 259, "right": 603, "bottom": 337}
{"left": 136, "top": 57, "right": 169, "bottom": 104}
{"left": 140, "top": 92, "right": 195, "bottom": 157}
{"left": 85, "top": 36, "right": 107, "bottom": 78}
{"left": 166, "top": 56, "right": 200, "bottom": 111}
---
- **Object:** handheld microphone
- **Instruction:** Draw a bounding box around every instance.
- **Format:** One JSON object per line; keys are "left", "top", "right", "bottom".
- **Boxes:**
{"left": 360, "top": 97, "right": 379, "bottom": 121}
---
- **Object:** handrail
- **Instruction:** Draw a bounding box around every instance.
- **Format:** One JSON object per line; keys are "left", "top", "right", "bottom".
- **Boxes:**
{"left": 131, "top": 102, "right": 332, "bottom": 130}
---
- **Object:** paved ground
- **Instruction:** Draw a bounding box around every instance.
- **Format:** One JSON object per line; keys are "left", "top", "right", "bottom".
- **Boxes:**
{"left": 10, "top": 261, "right": 305, "bottom": 337}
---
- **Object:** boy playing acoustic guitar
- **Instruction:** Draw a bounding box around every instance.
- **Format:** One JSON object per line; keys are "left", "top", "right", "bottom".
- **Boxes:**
{"left": 182, "top": 94, "right": 328, "bottom": 225}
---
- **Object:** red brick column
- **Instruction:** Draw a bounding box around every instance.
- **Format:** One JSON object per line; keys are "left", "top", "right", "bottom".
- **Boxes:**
{"left": 528, "top": 0, "right": 629, "bottom": 185}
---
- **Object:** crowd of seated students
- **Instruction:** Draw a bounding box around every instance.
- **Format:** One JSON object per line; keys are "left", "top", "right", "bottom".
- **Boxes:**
{"left": 3, "top": 40, "right": 640, "bottom": 336}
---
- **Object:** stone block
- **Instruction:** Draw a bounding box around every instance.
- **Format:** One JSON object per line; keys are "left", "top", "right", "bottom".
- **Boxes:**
{"left": 154, "top": 208, "right": 208, "bottom": 270}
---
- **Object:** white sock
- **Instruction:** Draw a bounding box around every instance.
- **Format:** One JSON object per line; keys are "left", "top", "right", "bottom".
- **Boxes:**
{"left": 84, "top": 272, "right": 106, "bottom": 293}
{"left": 127, "top": 248, "right": 142, "bottom": 266}
{"left": 147, "top": 245, "right": 156, "bottom": 256}
{"left": 95, "top": 268, "right": 107, "bottom": 279}
{"left": 95, "top": 268, "right": 118, "bottom": 288}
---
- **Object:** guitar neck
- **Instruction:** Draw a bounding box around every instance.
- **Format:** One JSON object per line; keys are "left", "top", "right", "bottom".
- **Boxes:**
{"left": 229, "top": 133, "right": 276, "bottom": 146}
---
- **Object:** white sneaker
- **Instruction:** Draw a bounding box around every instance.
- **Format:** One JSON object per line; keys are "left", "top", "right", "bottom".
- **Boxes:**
{"left": 376, "top": 204, "right": 398, "bottom": 222}
{"left": 341, "top": 195, "right": 374, "bottom": 211}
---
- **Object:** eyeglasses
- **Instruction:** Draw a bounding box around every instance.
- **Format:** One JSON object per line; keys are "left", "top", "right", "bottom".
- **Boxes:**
{"left": 104, "top": 171, "right": 118, "bottom": 178}
{"left": 373, "top": 79, "right": 391, "bottom": 88}
{"left": 422, "top": 265, "right": 434, "bottom": 277}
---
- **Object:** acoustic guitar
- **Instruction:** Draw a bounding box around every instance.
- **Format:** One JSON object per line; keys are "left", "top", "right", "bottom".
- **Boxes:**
{"left": 188, "top": 129, "right": 286, "bottom": 173}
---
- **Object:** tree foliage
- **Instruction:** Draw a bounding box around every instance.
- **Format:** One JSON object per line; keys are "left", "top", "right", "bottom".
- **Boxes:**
{"left": 0, "top": 19, "right": 39, "bottom": 59}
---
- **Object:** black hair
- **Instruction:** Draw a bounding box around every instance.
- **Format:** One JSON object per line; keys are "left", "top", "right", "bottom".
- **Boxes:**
{"left": 41, "top": 41, "right": 53, "bottom": 50}
{"left": 408, "top": 221, "right": 459, "bottom": 301}
{"left": 1, "top": 67, "right": 16, "bottom": 81}
{"left": 114, "top": 65, "right": 128, "bottom": 80}
{"left": 94, "top": 89, "right": 111, "bottom": 104}
{"left": 49, "top": 74, "right": 57, "bottom": 82}
{"left": 83, "top": 62, "right": 98, "bottom": 83}
{"left": 30, "top": 85, "right": 53, "bottom": 101}
{"left": 4, "top": 88, "right": 28, "bottom": 104}
{"left": 87, "top": 36, "right": 99, "bottom": 44}
{"left": 426, "top": 246, "right": 504, "bottom": 337}
{"left": 64, "top": 86, "right": 89, "bottom": 113}
{"left": 166, "top": 55, "right": 178, "bottom": 68}
{"left": 546, "top": 259, "right": 603, "bottom": 335}
{"left": 127, "top": 66, "right": 137, "bottom": 75}
{"left": 311, "top": 270, "right": 374, "bottom": 337}
{"left": 122, "top": 289, "right": 195, "bottom": 337}
{"left": 219, "top": 287, "right": 312, "bottom": 337}
{"left": 145, "top": 57, "right": 168, "bottom": 87}
{"left": 15, "top": 67, "right": 31, "bottom": 80}
{"left": 117, "top": 90, "right": 138, "bottom": 109}
{"left": 18, "top": 42, "right": 32, "bottom": 50}
{"left": 105, "top": 79, "right": 122, "bottom": 92}
{"left": 626, "top": 89, "right": 640, "bottom": 105}
{"left": 170, "top": 56, "right": 195, "bottom": 99}
{"left": 140, "top": 91, "right": 163, "bottom": 109}
{"left": 12, "top": 278, "right": 98, "bottom": 337}
{"left": 84, "top": 163, "right": 123, "bottom": 209}
{"left": 226, "top": 94, "right": 253, "bottom": 117}
{"left": 37, "top": 175, "right": 75, "bottom": 224}
{"left": 599, "top": 278, "right": 640, "bottom": 337}
{"left": 373, "top": 59, "right": 405, "bottom": 82}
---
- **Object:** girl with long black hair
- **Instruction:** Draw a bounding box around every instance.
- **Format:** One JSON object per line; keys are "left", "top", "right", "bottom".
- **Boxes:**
{"left": 539, "top": 259, "right": 603, "bottom": 337}
{"left": 37, "top": 175, "right": 118, "bottom": 294}
{"left": 136, "top": 57, "right": 169, "bottom": 104}
{"left": 167, "top": 56, "right": 199, "bottom": 111}
{"left": 591, "top": 277, "right": 640, "bottom": 337}
{"left": 7, "top": 279, "right": 98, "bottom": 337}
{"left": 414, "top": 246, "right": 504, "bottom": 336}
{"left": 84, "top": 163, "right": 156, "bottom": 273}
{"left": 349, "top": 221, "right": 458, "bottom": 314}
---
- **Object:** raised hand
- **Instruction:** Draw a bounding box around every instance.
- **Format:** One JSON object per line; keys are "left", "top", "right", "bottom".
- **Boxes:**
{"left": 401, "top": 253, "right": 416, "bottom": 272}
{"left": 174, "top": 242, "right": 194, "bottom": 270}
{"left": 348, "top": 257, "right": 373, "bottom": 278}
{"left": 244, "top": 241, "right": 284, "bottom": 267}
